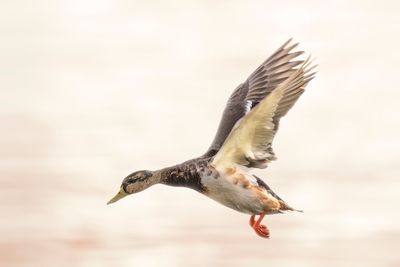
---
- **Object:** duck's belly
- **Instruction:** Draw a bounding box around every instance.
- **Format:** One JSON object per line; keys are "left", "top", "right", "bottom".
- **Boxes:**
{"left": 200, "top": 172, "right": 268, "bottom": 215}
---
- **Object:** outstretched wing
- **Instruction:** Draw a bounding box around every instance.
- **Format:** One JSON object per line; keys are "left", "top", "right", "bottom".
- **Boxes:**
{"left": 203, "top": 39, "right": 305, "bottom": 158}
{"left": 211, "top": 58, "right": 316, "bottom": 169}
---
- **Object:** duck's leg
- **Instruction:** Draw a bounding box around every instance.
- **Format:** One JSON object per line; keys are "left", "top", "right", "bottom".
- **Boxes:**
{"left": 249, "top": 212, "right": 270, "bottom": 238}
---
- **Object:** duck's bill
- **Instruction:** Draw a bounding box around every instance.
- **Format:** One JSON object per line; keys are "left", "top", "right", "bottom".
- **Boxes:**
{"left": 107, "top": 188, "right": 128, "bottom": 205}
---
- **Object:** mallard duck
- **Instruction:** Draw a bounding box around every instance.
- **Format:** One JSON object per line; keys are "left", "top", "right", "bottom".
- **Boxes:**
{"left": 108, "top": 39, "right": 316, "bottom": 238}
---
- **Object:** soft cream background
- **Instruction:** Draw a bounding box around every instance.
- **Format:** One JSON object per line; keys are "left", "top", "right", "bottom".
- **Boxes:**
{"left": 1, "top": 1, "right": 399, "bottom": 266}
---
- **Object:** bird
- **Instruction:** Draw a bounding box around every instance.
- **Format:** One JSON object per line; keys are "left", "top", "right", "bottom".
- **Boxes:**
{"left": 107, "top": 39, "right": 316, "bottom": 238}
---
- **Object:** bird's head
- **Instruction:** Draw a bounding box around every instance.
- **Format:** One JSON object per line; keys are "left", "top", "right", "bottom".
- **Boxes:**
{"left": 107, "top": 170, "right": 159, "bottom": 205}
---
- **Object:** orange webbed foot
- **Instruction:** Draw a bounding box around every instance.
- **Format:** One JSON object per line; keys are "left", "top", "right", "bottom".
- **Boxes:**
{"left": 249, "top": 212, "right": 270, "bottom": 238}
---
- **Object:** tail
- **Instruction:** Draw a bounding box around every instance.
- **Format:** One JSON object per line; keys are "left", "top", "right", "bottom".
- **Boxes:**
{"left": 278, "top": 200, "right": 303, "bottom": 213}
{"left": 253, "top": 175, "right": 303, "bottom": 213}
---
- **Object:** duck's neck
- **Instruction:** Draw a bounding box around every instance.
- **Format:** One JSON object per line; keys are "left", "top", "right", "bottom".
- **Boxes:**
{"left": 160, "top": 158, "right": 210, "bottom": 193}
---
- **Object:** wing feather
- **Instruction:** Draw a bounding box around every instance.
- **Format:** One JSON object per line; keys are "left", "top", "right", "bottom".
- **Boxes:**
{"left": 203, "top": 39, "right": 307, "bottom": 157}
{"left": 212, "top": 58, "right": 316, "bottom": 169}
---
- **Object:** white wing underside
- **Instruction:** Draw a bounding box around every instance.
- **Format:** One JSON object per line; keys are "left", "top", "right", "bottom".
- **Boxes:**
{"left": 212, "top": 58, "right": 316, "bottom": 170}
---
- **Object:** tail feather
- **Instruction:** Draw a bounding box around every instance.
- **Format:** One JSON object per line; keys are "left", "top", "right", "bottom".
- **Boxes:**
{"left": 278, "top": 200, "right": 303, "bottom": 213}
{"left": 253, "top": 175, "right": 303, "bottom": 213}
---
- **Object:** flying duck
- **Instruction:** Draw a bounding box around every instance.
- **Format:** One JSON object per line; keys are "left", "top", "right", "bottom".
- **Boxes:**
{"left": 108, "top": 39, "right": 316, "bottom": 238}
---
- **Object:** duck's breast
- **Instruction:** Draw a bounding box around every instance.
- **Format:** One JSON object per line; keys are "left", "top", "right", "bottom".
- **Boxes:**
{"left": 200, "top": 166, "right": 274, "bottom": 214}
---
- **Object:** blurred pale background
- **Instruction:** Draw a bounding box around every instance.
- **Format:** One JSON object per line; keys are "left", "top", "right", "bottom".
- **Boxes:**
{"left": 1, "top": 0, "right": 399, "bottom": 266}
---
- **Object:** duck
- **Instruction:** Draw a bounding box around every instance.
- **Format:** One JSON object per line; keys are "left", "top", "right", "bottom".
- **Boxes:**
{"left": 107, "top": 39, "right": 316, "bottom": 238}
